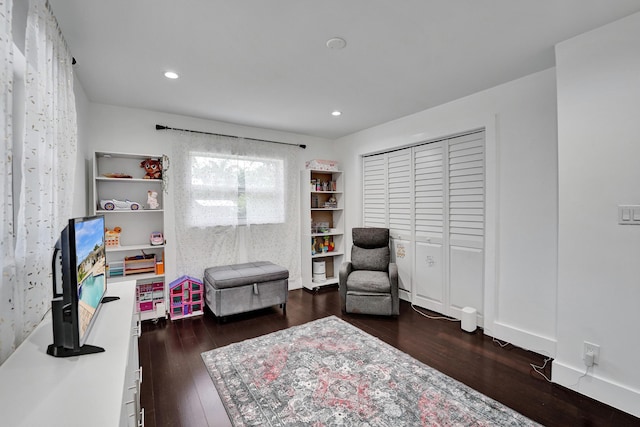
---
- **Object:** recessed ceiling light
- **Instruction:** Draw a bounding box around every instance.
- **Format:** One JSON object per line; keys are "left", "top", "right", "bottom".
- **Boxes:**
{"left": 164, "top": 71, "right": 179, "bottom": 79}
{"left": 331, "top": 111, "right": 342, "bottom": 117}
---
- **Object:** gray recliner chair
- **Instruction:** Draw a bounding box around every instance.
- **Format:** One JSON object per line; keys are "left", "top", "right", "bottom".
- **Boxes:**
{"left": 339, "top": 227, "right": 399, "bottom": 316}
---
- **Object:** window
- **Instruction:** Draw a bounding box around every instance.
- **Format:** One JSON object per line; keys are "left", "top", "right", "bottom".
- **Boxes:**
{"left": 188, "top": 151, "right": 285, "bottom": 227}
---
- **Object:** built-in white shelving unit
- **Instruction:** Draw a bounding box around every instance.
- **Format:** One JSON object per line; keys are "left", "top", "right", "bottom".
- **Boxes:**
{"left": 300, "top": 169, "right": 345, "bottom": 290}
{"left": 92, "top": 151, "right": 168, "bottom": 321}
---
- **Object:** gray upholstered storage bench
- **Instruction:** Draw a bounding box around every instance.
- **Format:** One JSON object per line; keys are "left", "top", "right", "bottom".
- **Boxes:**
{"left": 204, "top": 261, "right": 289, "bottom": 318}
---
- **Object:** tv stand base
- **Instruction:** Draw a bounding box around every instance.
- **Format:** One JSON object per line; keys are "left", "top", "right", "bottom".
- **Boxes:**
{"left": 46, "top": 343, "right": 105, "bottom": 358}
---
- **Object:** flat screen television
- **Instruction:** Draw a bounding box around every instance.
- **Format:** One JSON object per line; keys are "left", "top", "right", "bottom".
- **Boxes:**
{"left": 47, "top": 215, "right": 118, "bottom": 358}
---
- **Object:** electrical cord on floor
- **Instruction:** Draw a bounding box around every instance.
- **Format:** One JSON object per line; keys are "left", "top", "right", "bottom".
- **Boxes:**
{"left": 413, "top": 305, "right": 555, "bottom": 383}
{"left": 411, "top": 303, "right": 460, "bottom": 322}
{"left": 492, "top": 337, "right": 510, "bottom": 348}
{"left": 492, "top": 337, "right": 553, "bottom": 383}
{"left": 531, "top": 357, "right": 553, "bottom": 383}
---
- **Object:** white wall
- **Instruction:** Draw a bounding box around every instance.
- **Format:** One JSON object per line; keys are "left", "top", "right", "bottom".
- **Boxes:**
{"left": 72, "top": 73, "right": 90, "bottom": 217}
{"left": 554, "top": 12, "right": 640, "bottom": 417}
{"left": 334, "top": 68, "right": 559, "bottom": 356}
{"left": 84, "top": 103, "right": 332, "bottom": 288}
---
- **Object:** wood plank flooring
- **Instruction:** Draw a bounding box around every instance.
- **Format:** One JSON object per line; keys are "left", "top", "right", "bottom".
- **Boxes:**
{"left": 139, "top": 288, "right": 639, "bottom": 426}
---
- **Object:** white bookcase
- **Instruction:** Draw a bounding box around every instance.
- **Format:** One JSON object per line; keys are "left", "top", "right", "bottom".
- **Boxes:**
{"left": 300, "top": 169, "right": 345, "bottom": 290}
{"left": 92, "top": 151, "right": 168, "bottom": 321}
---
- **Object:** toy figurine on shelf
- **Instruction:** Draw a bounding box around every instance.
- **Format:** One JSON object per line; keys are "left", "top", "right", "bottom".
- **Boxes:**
{"left": 311, "top": 237, "right": 317, "bottom": 255}
{"left": 105, "top": 226, "right": 122, "bottom": 247}
{"left": 147, "top": 190, "right": 159, "bottom": 209}
{"left": 324, "top": 236, "right": 335, "bottom": 252}
{"left": 150, "top": 231, "right": 164, "bottom": 246}
{"left": 324, "top": 195, "right": 337, "bottom": 209}
{"left": 140, "top": 158, "right": 162, "bottom": 179}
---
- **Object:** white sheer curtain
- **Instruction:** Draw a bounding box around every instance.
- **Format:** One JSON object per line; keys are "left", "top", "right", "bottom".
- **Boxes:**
{"left": 13, "top": 0, "right": 77, "bottom": 342}
{"left": 0, "top": 0, "right": 16, "bottom": 363}
{"left": 172, "top": 132, "right": 301, "bottom": 288}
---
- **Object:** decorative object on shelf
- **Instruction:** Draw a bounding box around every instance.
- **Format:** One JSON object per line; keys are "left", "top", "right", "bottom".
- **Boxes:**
{"left": 147, "top": 190, "right": 159, "bottom": 209}
{"left": 312, "top": 260, "right": 326, "bottom": 282}
{"left": 150, "top": 231, "right": 164, "bottom": 246}
{"left": 324, "top": 236, "right": 334, "bottom": 252}
{"left": 107, "top": 261, "right": 124, "bottom": 277}
{"left": 311, "top": 237, "right": 317, "bottom": 255}
{"left": 105, "top": 226, "right": 122, "bottom": 247}
{"left": 100, "top": 199, "right": 142, "bottom": 211}
{"left": 102, "top": 172, "right": 132, "bottom": 179}
{"left": 305, "top": 159, "right": 339, "bottom": 171}
{"left": 312, "top": 221, "right": 330, "bottom": 234}
{"left": 140, "top": 157, "right": 163, "bottom": 179}
{"left": 124, "top": 252, "right": 156, "bottom": 275}
{"left": 324, "top": 195, "right": 337, "bottom": 208}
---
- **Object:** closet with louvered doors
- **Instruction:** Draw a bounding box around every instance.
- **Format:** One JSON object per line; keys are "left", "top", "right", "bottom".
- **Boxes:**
{"left": 363, "top": 149, "right": 413, "bottom": 301}
{"left": 362, "top": 130, "right": 485, "bottom": 322}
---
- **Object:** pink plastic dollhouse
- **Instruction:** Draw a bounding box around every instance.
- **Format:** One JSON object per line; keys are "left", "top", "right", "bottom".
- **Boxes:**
{"left": 168, "top": 275, "right": 204, "bottom": 320}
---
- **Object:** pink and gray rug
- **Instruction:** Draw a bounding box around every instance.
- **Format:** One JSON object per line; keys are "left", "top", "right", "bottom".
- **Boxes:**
{"left": 201, "top": 316, "right": 540, "bottom": 426}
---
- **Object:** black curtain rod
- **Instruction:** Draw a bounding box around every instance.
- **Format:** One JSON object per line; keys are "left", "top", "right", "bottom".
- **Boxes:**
{"left": 155, "top": 124, "right": 306, "bottom": 149}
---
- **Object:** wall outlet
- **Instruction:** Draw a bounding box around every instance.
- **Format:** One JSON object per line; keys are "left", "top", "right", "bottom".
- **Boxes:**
{"left": 584, "top": 341, "right": 600, "bottom": 366}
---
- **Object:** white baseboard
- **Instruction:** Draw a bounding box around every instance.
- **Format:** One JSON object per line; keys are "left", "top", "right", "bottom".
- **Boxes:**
{"left": 552, "top": 360, "right": 640, "bottom": 419}
{"left": 485, "top": 321, "right": 557, "bottom": 358}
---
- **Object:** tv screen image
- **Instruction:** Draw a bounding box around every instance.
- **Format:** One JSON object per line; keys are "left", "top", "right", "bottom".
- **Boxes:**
{"left": 74, "top": 216, "right": 107, "bottom": 343}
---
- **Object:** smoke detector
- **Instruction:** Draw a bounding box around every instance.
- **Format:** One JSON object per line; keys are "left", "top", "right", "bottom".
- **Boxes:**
{"left": 326, "top": 37, "right": 347, "bottom": 50}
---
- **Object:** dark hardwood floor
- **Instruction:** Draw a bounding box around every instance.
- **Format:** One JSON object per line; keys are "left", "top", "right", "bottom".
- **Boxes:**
{"left": 139, "top": 288, "right": 639, "bottom": 426}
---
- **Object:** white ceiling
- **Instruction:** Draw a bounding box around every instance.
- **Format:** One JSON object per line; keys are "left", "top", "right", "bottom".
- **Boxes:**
{"left": 48, "top": 0, "right": 640, "bottom": 139}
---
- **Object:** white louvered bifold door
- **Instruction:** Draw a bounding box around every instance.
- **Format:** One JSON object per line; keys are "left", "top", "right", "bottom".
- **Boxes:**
{"left": 361, "top": 130, "right": 484, "bottom": 316}
{"left": 413, "top": 141, "right": 446, "bottom": 313}
{"left": 363, "top": 155, "right": 387, "bottom": 228}
{"left": 387, "top": 149, "right": 413, "bottom": 294}
{"left": 447, "top": 133, "right": 484, "bottom": 318}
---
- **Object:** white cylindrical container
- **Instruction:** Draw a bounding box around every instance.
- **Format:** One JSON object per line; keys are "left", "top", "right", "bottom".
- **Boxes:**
{"left": 461, "top": 306, "right": 477, "bottom": 332}
{"left": 312, "top": 260, "right": 326, "bottom": 282}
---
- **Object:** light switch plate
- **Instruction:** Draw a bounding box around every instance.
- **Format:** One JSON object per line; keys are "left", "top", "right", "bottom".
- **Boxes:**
{"left": 618, "top": 205, "right": 640, "bottom": 225}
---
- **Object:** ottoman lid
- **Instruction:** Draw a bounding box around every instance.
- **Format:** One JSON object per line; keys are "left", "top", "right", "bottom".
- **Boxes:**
{"left": 204, "top": 261, "right": 289, "bottom": 289}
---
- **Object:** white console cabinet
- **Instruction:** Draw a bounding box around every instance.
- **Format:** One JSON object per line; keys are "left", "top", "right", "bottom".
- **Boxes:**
{"left": 0, "top": 281, "right": 141, "bottom": 427}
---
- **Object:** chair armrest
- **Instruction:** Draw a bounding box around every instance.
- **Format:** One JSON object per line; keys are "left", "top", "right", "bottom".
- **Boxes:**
{"left": 339, "top": 261, "right": 353, "bottom": 282}
{"left": 338, "top": 262, "right": 353, "bottom": 312}
{"left": 388, "top": 262, "right": 398, "bottom": 283}
{"left": 388, "top": 262, "right": 400, "bottom": 315}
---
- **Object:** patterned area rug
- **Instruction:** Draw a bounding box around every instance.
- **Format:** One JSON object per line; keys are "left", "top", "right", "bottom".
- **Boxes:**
{"left": 201, "top": 316, "right": 540, "bottom": 426}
